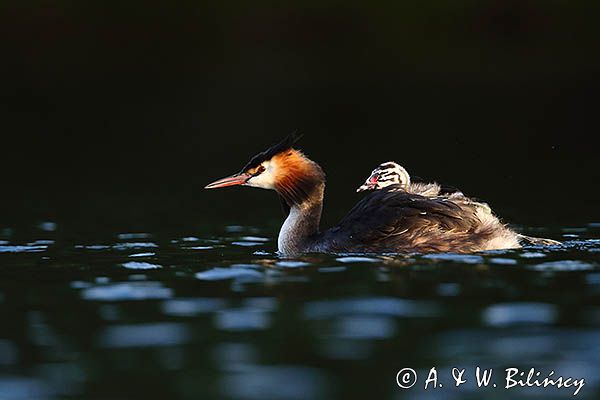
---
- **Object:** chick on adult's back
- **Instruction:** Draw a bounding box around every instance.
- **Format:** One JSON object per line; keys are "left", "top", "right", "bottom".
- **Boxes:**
{"left": 357, "top": 161, "right": 560, "bottom": 248}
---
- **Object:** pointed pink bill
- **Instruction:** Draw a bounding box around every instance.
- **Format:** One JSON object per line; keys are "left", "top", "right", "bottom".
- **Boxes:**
{"left": 204, "top": 172, "right": 251, "bottom": 189}
{"left": 356, "top": 175, "right": 379, "bottom": 192}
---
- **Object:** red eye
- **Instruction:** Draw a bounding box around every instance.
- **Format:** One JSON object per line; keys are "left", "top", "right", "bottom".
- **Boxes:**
{"left": 369, "top": 175, "right": 379, "bottom": 184}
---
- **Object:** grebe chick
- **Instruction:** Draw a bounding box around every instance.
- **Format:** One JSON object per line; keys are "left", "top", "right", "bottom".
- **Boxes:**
{"left": 358, "top": 161, "right": 461, "bottom": 198}
{"left": 205, "top": 134, "right": 523, "bottom": 256}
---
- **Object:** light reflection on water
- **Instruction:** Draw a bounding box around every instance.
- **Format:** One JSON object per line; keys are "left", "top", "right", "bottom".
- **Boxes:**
{"left": 121, "top": 261, "right": 162, "bottom": 270}
{"left": 81, "top": 282, "right": 174, "bottom": 301}
{"left": 0, "top": 223, "right": 599, "bottom": 399}
{"left": 220, "top": 365, "right": 330, "bottom": 400}
{"left": 482, "top": 303, "right": 558, "bottom": 326}
{"left": 98, "top": 323, "right": 191, "bottom": 348}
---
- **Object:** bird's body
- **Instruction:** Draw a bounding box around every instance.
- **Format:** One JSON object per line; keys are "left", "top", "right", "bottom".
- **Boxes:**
{"left": 357, "top": 161, "right": 559, "bottom": 249}
{"left": 205, "top": 134, "right": 553, "bottom": 256}
{"left": 313, "top": 187, "right": 520, "bottom": 253}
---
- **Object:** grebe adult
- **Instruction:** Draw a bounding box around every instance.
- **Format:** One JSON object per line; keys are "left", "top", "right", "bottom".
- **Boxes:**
{"left": 357, "top": 161, "right": 560, "bottom": 247}
{"left": 205, "top": 134, "right": 522, "bottom": 256}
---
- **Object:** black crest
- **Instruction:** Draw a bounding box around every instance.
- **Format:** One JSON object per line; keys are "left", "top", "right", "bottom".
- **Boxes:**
{"left": 241, "top": 131, "right": 303, "bottom": 172}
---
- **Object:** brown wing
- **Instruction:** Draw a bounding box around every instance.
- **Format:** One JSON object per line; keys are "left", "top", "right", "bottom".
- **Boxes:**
{"left": 319, "top": 186, "right": 485, "bottom": 253}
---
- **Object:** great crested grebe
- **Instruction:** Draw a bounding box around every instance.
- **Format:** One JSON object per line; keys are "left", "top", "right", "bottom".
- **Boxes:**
{"left": 357, "top": 161, "right": 560, "bottom": 247}
{"left": 205, "top": 133, "right": 524, "bottom": 256}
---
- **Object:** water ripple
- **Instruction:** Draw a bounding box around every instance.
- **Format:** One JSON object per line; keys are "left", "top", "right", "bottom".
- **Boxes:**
{"left": 195, "top": 267, "right": 263, "bottom": 282}
{"left": 232, "top": 241, "right": 264, "bottom": 247}
{"left": 0, "top": 376, "right": 52, "bottom": 400}
{"left": 220, "top": 365, "right": 329, "bottom": 400}
{"left": 81, "top": 282, "right": 173, "bottom": 301}
{"left": 129, "top": 252, "right": 155, "bottom": 258}
{"left": 121, "top": 261, "right": 162, "bottom": 270}
{"left": 334, "top": 315, "right": 397, "bottom": 340}
{"left": 276, "top": 261, "right": 310, "bottom": 268}
{"left": 422, "top": 253, "right": 484, "bottom": 264}
{"left": 0, "top": 245, "right": 47, "bottom": 253}
{"left": 38, "top": 221, "right": 57, "bottom": 232}
{"left": 97, "top": 323, "right": 190, "bottom": 348}
{"left": 161, "top": 298, "right": 228, "bottom": 317}
{"left": 304, "top": 297, "right": 439, "bottom": 319}
{"left": 186, "top": 246, "right": 214, "bottom": 250}
{"left": 113, "top": 242, "right": 159, "bottom": 250}
{"left": 336, "top": 256, "right": 381, "bottom": 263}
{"left": 241, "top": 236, "right": 269, "bottom": 242}
{"left": 215, "top": 309, "right": 271, "bottom": 331}
{"left": 530, "top": 260, "right": 596, "bottom": 271}
{"left": 483, "top": 303, "right": 558, "bottom": 327}
{"left": 117, "top": 233, "right": 151, "bottom": 240}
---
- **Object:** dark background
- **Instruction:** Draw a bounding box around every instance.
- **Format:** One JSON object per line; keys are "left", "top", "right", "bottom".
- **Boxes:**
{"left": 2, "top": 1, "right": 599, "bottom": 233}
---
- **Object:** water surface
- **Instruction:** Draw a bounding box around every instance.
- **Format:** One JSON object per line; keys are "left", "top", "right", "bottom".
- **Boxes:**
{"left": 0, "top": 222, "right": 599, "bottom": 399}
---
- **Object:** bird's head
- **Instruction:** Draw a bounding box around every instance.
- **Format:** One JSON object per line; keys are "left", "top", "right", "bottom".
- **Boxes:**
{"left": 205, "top": 132, "right": 325, "bottom": 206}
{"left": 357, "top": 162, "right": 410, "bottom": 192}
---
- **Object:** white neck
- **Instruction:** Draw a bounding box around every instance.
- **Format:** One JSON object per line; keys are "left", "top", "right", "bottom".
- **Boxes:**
{"left": 277, "top": 184, "right": 324, "bottom": 256}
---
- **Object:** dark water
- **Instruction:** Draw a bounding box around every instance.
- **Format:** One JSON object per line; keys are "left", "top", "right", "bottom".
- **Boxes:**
{"left": 1, "top": 220, "right": 599, "bottom": 400}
